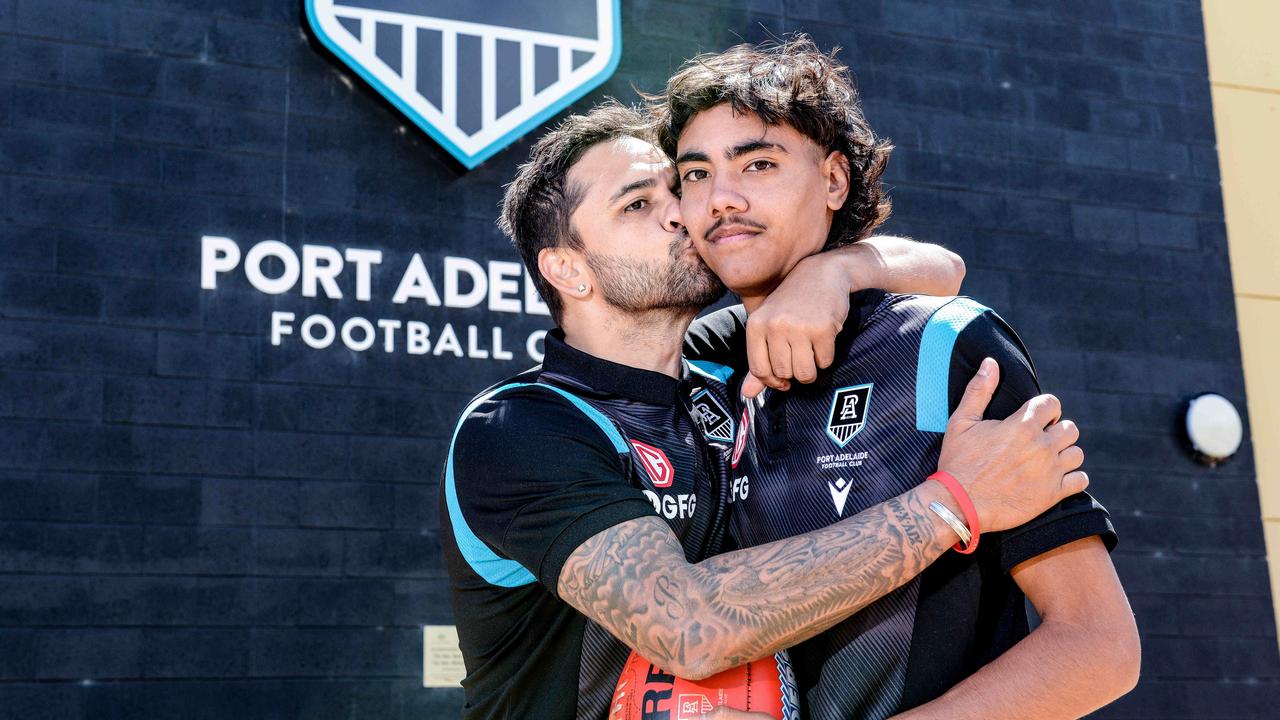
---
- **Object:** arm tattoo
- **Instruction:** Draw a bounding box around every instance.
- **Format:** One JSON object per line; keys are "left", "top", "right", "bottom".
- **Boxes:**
{"left": 557, "top": 486, "right": 949, "bottom": 678}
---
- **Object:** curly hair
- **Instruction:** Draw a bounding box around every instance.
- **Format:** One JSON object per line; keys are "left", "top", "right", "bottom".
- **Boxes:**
{"left": 498, "top": 100, "right": 651, "bottom": 322}
{"left": 651, "top": 35, "right": 892, "bottom": 248}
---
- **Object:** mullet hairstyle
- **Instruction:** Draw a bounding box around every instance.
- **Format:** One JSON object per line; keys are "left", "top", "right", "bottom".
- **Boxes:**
{"left": 499, "top": 100, "right": 652, "bottom": 324}
{"left": 652, "top": 35, "right": 893, "bottom": 248}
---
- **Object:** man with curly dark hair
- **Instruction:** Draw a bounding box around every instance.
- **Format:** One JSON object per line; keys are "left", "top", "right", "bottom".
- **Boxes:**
{"left": 668, "top": 37, "right": 1141, "bottom": 720}
{"left": 656, "top": 37, "right": 892, "bottom": 253}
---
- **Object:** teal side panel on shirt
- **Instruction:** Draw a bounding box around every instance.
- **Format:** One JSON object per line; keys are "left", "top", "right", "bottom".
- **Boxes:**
{"left": 688, "top": 359, "right": 735, "bottom": 386}
{"left": 445, "top": 382, "right": 631, "bottom": 587}
{"left": 915, "top": 298, "right": 992, "bottom": 433}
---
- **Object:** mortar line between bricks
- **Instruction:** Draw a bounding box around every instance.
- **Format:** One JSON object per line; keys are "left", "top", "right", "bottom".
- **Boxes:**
{"left": 0, "top": 570, "right": 445, "bottom": 580}
{"left": 1112, "top": 549, "right": 1271, "bottom": 562}
{"left": 1114, "top": 528, "right": 1269, "bottom": 540}
{"left": 0, "top": 471, "right": 450, "bottom": 487}
{"left": 1138, "top": 674, "right": 1280, "bottom": 683}
{"left": 888, "top": 143, "right": 1216, "bottom": 172}
{"left": 6, "top": 76, "right": 288, "bottom": 111}
{"left": 0, "top": 169, "right": 169, "bottom": 189}
{"left": 0, "top": 675, "right": 431, "bottom": 684}
{"left": 1102, "top": 474, "right": 1258, "bottom": 483}
{"left": 113, "top": 0, "right": 284, "bottom": 28}
{"left": 0, "top": 126, "right": 289, "bottom": 159}
{"left": 1110, "top": 550, "right": 1269, "bottom": 561}
{"left": 6, "top": 37, "right": 288, "bottom": 72}
{"left": 905, "top": 2, "right": 1206, "bottom": 43}
{"left": 874, "top": 29, "right": 1204, "bottom": 81}
{"left": 1120, "top": 592, "right": 1278, "bottom": 601}
{"left": 0, "top": 31, "right": 119, "bottom": 53}
{"left": 1111, "top": 548, "right": 1269, "bottom": 561}
{"left": 0, "top": 178, "right": 289, "bottom": 206}
{"left": 0, "top": 361, "right": 509, "bottom": 397}
{"left": 0, "top": 570, "right": 452, "bottom": 580}
{"left": 0, "top": 222, "right": 269, "bottom": 243}
{"left": 1140, "top": 631, "right": 1280, "bottom": 640}
{"left": 890, "top": 152, "right": 1217, "bottom": 183}
{"left": 864, "top": 99, "right": 1218, "bottom": 147}
{"left": 686, "top": 0, "right": 1205, "bottom": 49}
{"left": 0, "top": 412, "right": 459, "bottom": 438}
{"left": 0, "top": 517, "right": 446, "bottom": 530}
{"left": 1104, "top": 480, "right": 1262, "bottom": 489}
{"left": 0, "top": 473, "right": 453, "bottom": 487}
{"left": 887, "top": 175, "right": 1220, "bottom": 204}
{"left": 1116, "top": 509, "right": 1276, "bottom": 521}
{"left": 0, "top": 131, "right": 289, "bottom": 160}
{"left": 892, "top": 178, "right": 1221, "bottom": 210}
{"left": 0, "top": 675, "right": 426, "bottom": 684}
{"left": 0, "top": 623, "right": 437, "bottom": 629}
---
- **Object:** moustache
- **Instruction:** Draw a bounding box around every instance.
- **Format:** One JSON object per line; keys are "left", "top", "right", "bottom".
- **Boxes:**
{"left": 703, "top": 215, "right": 767, "bottom": 243}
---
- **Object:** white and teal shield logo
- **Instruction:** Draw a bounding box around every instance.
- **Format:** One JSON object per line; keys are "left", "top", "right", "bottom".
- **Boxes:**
{"left": 826, "top": 383, "right": 873, "bottom": 447}
{"left": 305, "top": 1, "right": 622, "bottom": 169}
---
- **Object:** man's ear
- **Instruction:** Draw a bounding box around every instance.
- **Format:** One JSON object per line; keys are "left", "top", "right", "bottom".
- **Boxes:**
{"left": 537, "top": 246, "right": 592, "bottom": 301}
{"left": 823, "top": 151, "right": 851, "bottom": 212}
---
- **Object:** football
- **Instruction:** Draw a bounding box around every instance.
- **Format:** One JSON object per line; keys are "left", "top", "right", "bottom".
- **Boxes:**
{"left": 609, "top": 649, "right": 799, "bottom": 720}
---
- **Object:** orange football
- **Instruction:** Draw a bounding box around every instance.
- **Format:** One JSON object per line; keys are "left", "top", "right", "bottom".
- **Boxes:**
{"left": 609, "top": 649, "right": 799, "bottom": 720}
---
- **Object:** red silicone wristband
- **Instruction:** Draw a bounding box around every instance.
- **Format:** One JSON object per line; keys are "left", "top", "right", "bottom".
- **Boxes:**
{"left": 928, "top": 471, "right": 980, "bottom": 554}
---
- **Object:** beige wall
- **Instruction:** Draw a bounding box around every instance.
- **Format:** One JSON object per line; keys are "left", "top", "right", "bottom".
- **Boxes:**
{"left": 1203, "top": 0, "right": 1280, "bottom": 642}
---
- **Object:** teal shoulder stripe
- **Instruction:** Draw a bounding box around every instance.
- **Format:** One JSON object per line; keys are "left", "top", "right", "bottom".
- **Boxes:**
{"left": 915, "top": 298, "right": 992, "bottom": 433}
{"left": 688, "top": 359, "right": 735, "bottom": 386}
{"left": 444, "top": 382, "right": 629, "bottom": 587}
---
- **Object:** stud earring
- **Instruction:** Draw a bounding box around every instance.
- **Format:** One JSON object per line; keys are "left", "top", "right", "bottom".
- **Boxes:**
{"left": 578, "top": 283, "right": 588, "bottom": 294}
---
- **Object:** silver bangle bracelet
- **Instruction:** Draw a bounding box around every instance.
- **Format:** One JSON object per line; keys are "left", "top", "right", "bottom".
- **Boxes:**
{"left": 928, "top": 500, "right": 973, "bottom": 548}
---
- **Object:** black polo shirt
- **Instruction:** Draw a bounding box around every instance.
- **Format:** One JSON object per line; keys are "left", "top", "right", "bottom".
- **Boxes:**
{"left": 440, "top": 330, "right": 735, "bottom": 720}
{"left": 685, "top": 292, "right": 1117, "bottom": 719}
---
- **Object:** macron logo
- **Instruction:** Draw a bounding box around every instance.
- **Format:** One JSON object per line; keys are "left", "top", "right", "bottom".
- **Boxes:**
{"left": 828, "top": 477, "right": 852, "bottom": 517}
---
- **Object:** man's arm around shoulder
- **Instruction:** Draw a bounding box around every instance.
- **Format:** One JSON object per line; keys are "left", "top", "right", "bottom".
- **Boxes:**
{"left": 556, "top": 362, "right": 1089, "bottom": 680}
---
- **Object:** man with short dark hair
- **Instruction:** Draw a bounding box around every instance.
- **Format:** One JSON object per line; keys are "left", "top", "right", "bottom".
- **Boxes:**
{"left": 664, "top": 37, "right": 1140, "bottom": 720}
{"left": 441, "top": 100, "right": 1090, "bottom": 719}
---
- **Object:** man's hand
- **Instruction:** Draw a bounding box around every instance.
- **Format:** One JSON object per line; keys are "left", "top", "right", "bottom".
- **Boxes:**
{"left": 938, "top": 357, "right": 1087, "bottom": 532}
{"left": 742, "top": 251, "right": 851, "bottom": 396}
{"left": 742, "top": 237, "right": 965, "bottom": 398}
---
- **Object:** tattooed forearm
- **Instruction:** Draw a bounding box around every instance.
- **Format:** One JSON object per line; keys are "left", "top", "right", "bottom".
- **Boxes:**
{"left": 557, "top": 483, "right": 958, "bottom": 679}
{"left": 890, "top": 496, "right": 929, "bottom": 564}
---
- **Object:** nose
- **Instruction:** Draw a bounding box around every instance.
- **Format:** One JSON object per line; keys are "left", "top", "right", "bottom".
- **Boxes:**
{"left": 661, "top": 194, "right": 684, "bottom": 233}
{"left": 708, "top": 173, "right": 747, "bottom": 218}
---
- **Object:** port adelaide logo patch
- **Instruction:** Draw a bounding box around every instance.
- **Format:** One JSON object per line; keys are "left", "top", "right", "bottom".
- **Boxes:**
{"left": 691, "top": 389, "right": 734, "bottom": 444}
{"left": 305, "top": 0, "right": 622, "bottom": 169}
{"left": 826, "top": 383, "right": 873, "bottom": 447}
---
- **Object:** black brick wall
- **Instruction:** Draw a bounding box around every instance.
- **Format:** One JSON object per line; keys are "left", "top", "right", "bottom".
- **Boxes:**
{"left": 1, "top": 0, "right": 1276, "bottom": 718}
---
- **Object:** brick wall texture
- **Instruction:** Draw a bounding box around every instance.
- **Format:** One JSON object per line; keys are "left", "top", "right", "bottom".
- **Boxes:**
{"left": 1, "top": 0, "right": 1276, "bottom": 718}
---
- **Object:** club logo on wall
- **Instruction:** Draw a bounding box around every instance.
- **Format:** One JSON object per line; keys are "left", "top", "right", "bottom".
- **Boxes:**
{"left": 826, "top": 383, "right": 873, "bottom": 447}
{"left": 305, "top": 0, "right": 622, "bottom": 169}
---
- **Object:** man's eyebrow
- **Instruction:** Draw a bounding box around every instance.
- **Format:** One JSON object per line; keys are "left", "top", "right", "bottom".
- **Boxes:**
{"left": 727, "top": 140, "right": 788, "bottom": 159}
{"left": 609, "top": 177, "right": 655, "bottom": 204}
{"left": 674, "top": 150, "right": 710, "bottom": 165}
{"left": 674, "top": 142, "right": 789, "bottom": 166}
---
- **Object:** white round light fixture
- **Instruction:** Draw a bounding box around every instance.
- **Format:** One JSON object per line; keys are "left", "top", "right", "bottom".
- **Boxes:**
{"left": 1184, "top": 393, "right": 1244, "bottom": 466}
